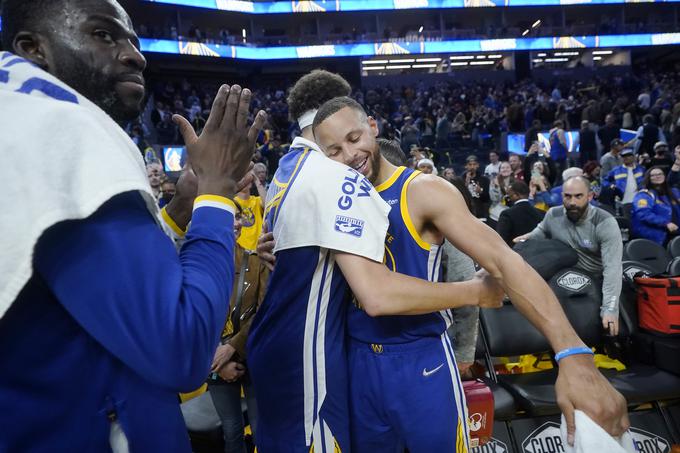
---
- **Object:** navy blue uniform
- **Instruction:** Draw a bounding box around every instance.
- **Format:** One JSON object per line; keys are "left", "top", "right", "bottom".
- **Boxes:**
{"left": 248, "top": 138, "right": 389, "bottom": 452}
{"left": 347, "top": 167, "right": 471, "bottom": 453}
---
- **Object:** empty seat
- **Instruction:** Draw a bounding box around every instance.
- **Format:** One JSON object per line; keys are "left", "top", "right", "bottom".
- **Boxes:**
{"left": 667, "top": 256, "right": 680, "bottom": 277}
{"left": 623, "top": 239, "right": 670, "bottom": 275}
{"left": 667, "top": 236, "right": 680, "bottom": 258}
{"left": 479, "top": 278, "right": 680, "bottom": 418}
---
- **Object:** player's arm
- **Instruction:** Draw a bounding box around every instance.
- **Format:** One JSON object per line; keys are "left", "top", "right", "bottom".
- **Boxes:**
{"left": 335, "top": 254, "right": 502, "bottom": 316}
{"left": 408, "top": 174, "right": 629, "bottom": 442}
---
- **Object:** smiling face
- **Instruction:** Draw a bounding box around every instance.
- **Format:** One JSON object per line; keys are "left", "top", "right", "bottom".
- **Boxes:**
{"left": 499, "top": 161, "right": 512, "bottom": 178}
{"left": 15, "top": 0, "right": 147, "bottom": 123}
{"left": 313, "top": 106, "right": 382, "bottom": 183}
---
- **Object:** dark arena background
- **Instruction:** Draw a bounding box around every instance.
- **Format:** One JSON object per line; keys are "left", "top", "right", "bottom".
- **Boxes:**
{"left": 2, "top": 0, "right": 680, "bottom": 452}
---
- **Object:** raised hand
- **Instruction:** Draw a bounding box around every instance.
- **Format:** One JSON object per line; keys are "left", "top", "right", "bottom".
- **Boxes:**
{"left": 173, "top": 85, "right": 267, "bottom": 198}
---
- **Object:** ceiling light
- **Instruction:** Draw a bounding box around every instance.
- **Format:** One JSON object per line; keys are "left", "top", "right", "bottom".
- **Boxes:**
{"left": 363, "top": 59, "right": 388, "bottom": 64}
{"left": 363, "top": 66, "right": 386, "bottom": 71}
{"left": 532, "top": 20, "right": 541, "bottom": 28}
{"left": 522, "top": 29, "right": 530, "bottom": 36}
{"left": 470, "top": 61, "right": 495, "bottom": 65}
{"left": 592, "top": 50, "right": 613, "bottom": 55}
{"left": 389, "top": 59, "right": 415, "bottom": 63}
{"left": 386, "top": 65, "right": 411, "bottom": 69}
{"left": 450, "top": 55, "right": 475, "bottom": 60}
{"left": 412, "top": 64, "right": 437, "bottom": 68}
{"left": 416, "top": 57, "right": 442, "bottom": 62}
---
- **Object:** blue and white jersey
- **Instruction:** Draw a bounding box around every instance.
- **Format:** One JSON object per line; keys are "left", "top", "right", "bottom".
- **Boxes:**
{"left": 348, "top": 167, "right": 451, "bottom": 345}
{"left": 247, "top": 137, "right": 390, "bottom": 451}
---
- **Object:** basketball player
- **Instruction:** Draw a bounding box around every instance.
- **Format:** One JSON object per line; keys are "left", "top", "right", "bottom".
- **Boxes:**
{"left": 311, "top": 97, "right": 629, "bottom": 452}
{"left": 246, "top": 71, "right": 504, "bottom": 452}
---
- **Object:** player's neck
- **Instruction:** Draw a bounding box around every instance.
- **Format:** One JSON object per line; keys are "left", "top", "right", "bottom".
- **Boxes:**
{"left": 373, "top": 156, "right": 398, "bottom": 187}
{"left": 300, "top": 127, "right": 315, "bottom": 142}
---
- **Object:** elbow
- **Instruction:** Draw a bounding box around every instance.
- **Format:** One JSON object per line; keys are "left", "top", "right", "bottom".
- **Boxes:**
{"left": 361, "top": 296, "right": 388, "bottom": 317}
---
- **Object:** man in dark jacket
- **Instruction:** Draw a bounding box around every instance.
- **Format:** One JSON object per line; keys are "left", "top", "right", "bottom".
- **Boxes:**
{"left": 496, "top": 181, "right": 545, "bottom": 246}
{"left": 579, "top": 120, "right": 599, "bottom": 167}
{"left": 462, "top": 155, "right": 491, "bottom": 220}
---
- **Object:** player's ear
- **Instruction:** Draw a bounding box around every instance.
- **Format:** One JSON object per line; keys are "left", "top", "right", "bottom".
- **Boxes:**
{"left": 368, "top": 116, "right": 378, "bottom": 137}
{"left": 12, "top": 31, "right": 51, "bottom": 70}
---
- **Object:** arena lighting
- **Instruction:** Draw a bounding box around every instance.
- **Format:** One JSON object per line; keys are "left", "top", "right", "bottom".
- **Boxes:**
{"left": 533, "top": 59, "right": 543, "bottom": 63}
{"left": 140, "top": 32, "right": 680, "bottom": 60}
{"left": 476, "top": 55, "right": 487, "bottom": 59}
{"left": 386, "top": 65, "right": 411, "bottom": 69}
{"left": 545, "top": 57, "right": 569, "bottom": 62}
{"left": 419, "top": 26, "right": 424, "bottom": 33}
{"left": 412, "top": 63, "right": 438, "bottom": 68}
{"left": 450, "top": 55, "right": 476, "bottom": 60}
{"left": 593, "top": 50, "right": 614, "bottom": 55}
{"left": 141, "top": 0, "right": 680, "bottom": 15}
{"left": 554, "top": 51, "right": 580, "bottom": 56}
{"left": 470, "top": 61, "right": 495, "bottom": 65}
{"left": 488, "top": 54, "right": 503, "bottom": 58}
{"left": 537, "top": 53, "right": 547, "bottom": 57}
{"left": 593, "top": 56, "right": 603, "bottom": 60}
{"left": 389, "top": 59, "right": 415, "bottom": 63}
{"left": 522, "top": 29, "right": 530, "bottom": 36}
{"left": 416, "top": 58, "right": 442, "bottom": 62}
{"left": 363, "top": 60, "right": 389, "bottom": 64}
{"left": 363, "top": 66, "right": 386, "bottom": 70}
{"left": 532, "top": 20, "right": 542, "bottom": 28}
{"left": 449, "top": 62, "right": 469, "bottom": 66}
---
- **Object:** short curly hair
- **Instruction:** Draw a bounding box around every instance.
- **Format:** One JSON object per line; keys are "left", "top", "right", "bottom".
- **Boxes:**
{"left": 287, "top": 69, "right": 351, "bottom": 124}
{"left": 1, "top": 0, "right": 66, "bottom": 51}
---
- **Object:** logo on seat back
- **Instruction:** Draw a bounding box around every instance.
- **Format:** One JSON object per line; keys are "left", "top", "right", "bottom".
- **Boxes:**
{"left": 629, "top": 427, "right": 670, "bottom": 453}
{"left": 521, "top": 422, "right": 564, "bottom": 453}
{"left": 556, "top": 271, "right": 591, "bottom": 292}
{"left": 470, "top": 438, "right": 508, "bottom": 453}
{"left": 335, "top": 215, "right": 364, "bottom": 237}
{"left": 624, "top": 266, "right": 651, "bottom": 281}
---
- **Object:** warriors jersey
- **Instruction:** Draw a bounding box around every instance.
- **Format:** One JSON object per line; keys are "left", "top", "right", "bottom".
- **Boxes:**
{"left": 247, "top": 136, "right": 390, "bottom": 452}
{"left": 347, "top": 166, "right": 451, "bottom": 344}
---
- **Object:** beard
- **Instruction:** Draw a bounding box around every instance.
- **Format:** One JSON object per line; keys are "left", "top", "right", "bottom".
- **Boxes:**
{"left": 566, "top": 204, "right": 588, "bottom": 223}
{"left": 51, "top": 48, "right": 143, "bottom": 124}
{"left": 366, "top": 145, "right": 383, "bottom": 184}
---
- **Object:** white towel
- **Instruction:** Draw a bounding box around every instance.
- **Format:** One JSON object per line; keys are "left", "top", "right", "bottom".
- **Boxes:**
{"left": 0, "top": 52, "right": 160, "bottom": 319}
{"left": 561, "top": 410, "right": 637, "bottom": 453}
{"left": 270, "top": 138, "right": 390, "bottom": 263}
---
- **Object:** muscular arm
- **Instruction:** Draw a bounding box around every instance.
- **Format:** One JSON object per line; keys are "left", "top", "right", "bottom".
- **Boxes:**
{"left": 409, "top": 175, "right": 582, "bottom": 352}
{"left": 335, "top": 253, "right": 498, "bottom": 317}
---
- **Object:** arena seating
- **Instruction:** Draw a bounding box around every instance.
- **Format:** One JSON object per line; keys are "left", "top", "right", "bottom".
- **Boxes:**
{"left": 624, "top": 239, "right": 671, "bottom": 275}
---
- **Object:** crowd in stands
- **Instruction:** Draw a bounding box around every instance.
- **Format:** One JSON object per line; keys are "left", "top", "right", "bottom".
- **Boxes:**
{"left": 134, "top": 68, "right": 680, "bottom": 251}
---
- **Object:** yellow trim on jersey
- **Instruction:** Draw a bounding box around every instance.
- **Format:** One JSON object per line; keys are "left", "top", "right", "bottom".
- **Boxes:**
{"left": 456, "top": 416, "right": 468, "bottom": 453}
{"left": 194, "top": 194, "right": 237, "bottom": 210}
{"left": 384, "top": 244, "right": 397, "bottom": 272}
{"left": 178, "top": 383, "right": 207, "bottom": 403}
{"left": 271, "top": 149, "right": 310, "bottom": 224}
{"left": 309, "top": 439, "right": 342, "bottom": 453}
{"left": 375, "top": 166, "right": 407, "bottom": 193}
{"left": 161, "top": 206, "right": 187, "bottom": 238}
{"left": 400, "top": 170, "right": 431, "bottom": 251}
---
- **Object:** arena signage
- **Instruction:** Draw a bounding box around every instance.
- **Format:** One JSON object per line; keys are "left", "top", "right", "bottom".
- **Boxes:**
{"left": 142, "top": 0, "right": 680, "bottom": 15}
{"left": 471, "top": 438, "right": 509, "bottom": 453}
{"left": 521, "top": 422, "right": 566, "bottom": 453}
{"left": 556, "top": 272, "right": 590, "bottom": 292}
{"left": 629, "top": 427, "right": 670, "bottom": 453}
{"left": 139, "top": 32, "right": 680, "bottom": 61}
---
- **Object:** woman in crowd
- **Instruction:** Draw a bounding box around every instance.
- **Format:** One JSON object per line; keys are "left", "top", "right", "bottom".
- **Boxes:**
{"left": 583, "top": 160, "right": 602, "bottom": 200}
{"left": 488, "top": 161, "right": 514, "bottom": 229}
{"left": 631, "top": 166, "right": 680, "bottom": 245}
{"left": 528, "top": 161, "right": 552, "bottom": 211}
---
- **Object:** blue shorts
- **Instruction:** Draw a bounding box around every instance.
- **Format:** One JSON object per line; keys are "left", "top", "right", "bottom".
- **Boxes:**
{"left": 348, "top": 334, "right": 470, "bottom": 453}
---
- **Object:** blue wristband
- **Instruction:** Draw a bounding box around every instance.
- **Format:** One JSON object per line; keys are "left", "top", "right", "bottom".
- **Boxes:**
{"left": 554, "top": 346, "right": 594, "bottom": 363}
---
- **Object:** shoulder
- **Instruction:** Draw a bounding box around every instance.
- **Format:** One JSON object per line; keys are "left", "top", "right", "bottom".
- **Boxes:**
{"left": 407, "top": 174, "right": 466, "bottom": 210}
{"left": 545, "top": 206, "right": 563, "bottom": 219}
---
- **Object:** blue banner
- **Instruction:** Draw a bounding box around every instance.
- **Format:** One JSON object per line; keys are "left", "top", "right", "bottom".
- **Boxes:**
{"left": 142, "top": 0, "right": 680, "bottom": 14}
{"left": 139, "top": 32, "right": 680, "bottom": 60}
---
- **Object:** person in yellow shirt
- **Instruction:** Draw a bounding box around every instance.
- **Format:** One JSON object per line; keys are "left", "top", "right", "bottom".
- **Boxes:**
{"left": 235, "top": 171, "right": 267, "bottom": 251}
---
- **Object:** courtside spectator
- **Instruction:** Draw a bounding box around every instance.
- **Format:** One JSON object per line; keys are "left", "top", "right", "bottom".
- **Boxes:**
{"left": 496, "top": 181, "right": 545, "bottom": 247}
{"left": 631, "top": 167, "right": 680, "bottom": 245}
{"left": 515, "top": 176, "right": 623, "bottom": 335}
{"left": 484, "top": 150, "right": 501, "bottom": 177}
{"left": 600, "top": 138, "right": 625, "bottom": 182}
{"left": 488, "top": 162, "right": 514, "bottom": 229}
{"left": 604, "top": 148, "right": 645, "bottom": 218}
{"left": 463, "top": 155, "right": 490, "bottom": 220}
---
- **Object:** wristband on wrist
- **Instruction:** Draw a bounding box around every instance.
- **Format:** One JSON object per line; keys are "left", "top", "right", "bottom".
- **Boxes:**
{"left": 554, "top": 346, "right": 594, "bottom": 363}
